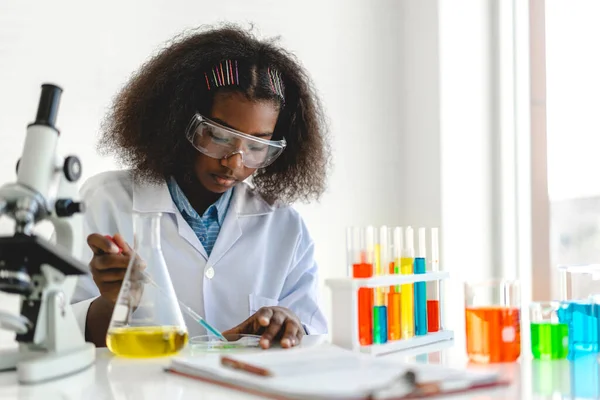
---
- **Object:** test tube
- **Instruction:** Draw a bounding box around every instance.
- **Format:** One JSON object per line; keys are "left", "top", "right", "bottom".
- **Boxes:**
{"left": 414, "top": 228, "right": 428, "bottom": 336}
{"left": 388, "top": 227, "right": 402, "bottom": 341}
{"left": 427, "top": 228, "right": 441, "bottom": 332}
{"left": 348, "top": 227, "right": 373, "bottom": 346}
{"left": 346, "top": 227, "right": 354, "bottom": 277}
{"left": 400, "top": 227, "right": 415, "bottom": 339}
{"left": 557, "top": 266, "right": 600, "bottom": 359}
{"left": 373, "top": 226, "right": 388, "bottom": 344}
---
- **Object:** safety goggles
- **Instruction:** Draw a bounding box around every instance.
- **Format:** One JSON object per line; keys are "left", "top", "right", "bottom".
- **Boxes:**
{"left": 185, "top": 113, "right": 287, "bottom": 169}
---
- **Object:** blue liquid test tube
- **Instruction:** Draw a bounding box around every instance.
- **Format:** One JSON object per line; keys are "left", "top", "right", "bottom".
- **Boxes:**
{"left": 414, "top": 228, "right": 428, "bottom": 336}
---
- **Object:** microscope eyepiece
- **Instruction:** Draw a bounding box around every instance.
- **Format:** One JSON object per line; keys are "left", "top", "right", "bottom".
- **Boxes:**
{"left": 33, "top": 84, "right": 63, "bottom": 131}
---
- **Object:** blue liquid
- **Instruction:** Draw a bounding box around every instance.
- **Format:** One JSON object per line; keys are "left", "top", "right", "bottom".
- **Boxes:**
{"left": 373, "top": 305, "right": 388, "bottom": 344}
{"left": 557, "top": 301, "right": 600, "bottom": 359}
{"left": 570, "top": 354, "right": 600, "bottom": 398}
{"left": 414, "top": 258, "right": 428, "bottom": 336}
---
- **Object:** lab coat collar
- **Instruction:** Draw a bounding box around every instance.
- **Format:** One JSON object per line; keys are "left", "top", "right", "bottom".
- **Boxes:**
{"left": 132, "top": 179, "right": 274, "bottom": 217}
{"left": 132, "top": 178, "right": 274, "bottom": 265}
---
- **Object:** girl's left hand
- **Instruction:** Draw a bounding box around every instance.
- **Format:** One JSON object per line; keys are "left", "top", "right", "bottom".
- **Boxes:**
{"left": 223, "top": 306, "right": 304, "bottom": 349}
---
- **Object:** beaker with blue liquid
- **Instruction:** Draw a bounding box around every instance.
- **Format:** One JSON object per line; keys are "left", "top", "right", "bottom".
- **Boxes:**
{"left": 557, "top": 264, "right": 600, "bottom": 359}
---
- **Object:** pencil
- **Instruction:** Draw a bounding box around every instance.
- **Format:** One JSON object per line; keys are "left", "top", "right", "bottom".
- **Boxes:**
{"left": 221, "top": 356, "right": 273, "bottom": 377}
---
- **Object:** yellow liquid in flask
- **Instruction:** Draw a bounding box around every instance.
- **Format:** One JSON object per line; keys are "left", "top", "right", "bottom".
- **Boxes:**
{"left": 106, "top": 326, "right": 188, "bottom": 358}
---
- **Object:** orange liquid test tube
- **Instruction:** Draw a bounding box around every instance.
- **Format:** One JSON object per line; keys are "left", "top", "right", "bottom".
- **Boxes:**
{"left": 427, "top": 228, "right": 441, "bottom": 333}
{"left": 348, "top": 227, "right": 373, "bottom": 346}
{"left": 387, "top": 227, "right": 403, "bottom": 341}
{"left": 388, "top": 260, "right": 401, "bottom": 341}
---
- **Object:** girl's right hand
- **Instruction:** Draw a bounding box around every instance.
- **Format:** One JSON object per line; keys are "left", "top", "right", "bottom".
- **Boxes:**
{"left": 87, "top": 233, "right": 132, "bottom": 304}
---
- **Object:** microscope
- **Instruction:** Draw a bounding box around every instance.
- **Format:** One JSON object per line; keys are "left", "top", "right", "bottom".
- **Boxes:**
{"left": 0, "top": 84, "right": 95, "bottom": 383}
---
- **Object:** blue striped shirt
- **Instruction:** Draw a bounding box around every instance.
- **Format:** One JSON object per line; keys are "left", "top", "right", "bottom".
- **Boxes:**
{"left": 166, "top": 177, "right": 233, "bottom": 256}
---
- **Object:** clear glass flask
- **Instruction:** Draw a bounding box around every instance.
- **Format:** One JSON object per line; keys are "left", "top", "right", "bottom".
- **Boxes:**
{"left": 106, "top": 212, "right": 188, "bottom": 358}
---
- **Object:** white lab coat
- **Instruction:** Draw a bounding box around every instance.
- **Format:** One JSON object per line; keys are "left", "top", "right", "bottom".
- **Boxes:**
{"left": 71, "top": 170, "right": 328, "bottom": 337}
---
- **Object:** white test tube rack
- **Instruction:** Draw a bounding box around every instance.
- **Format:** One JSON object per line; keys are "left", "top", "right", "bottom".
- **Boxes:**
{"left": 325, "top": 271, "right": 454, "bottom": 356}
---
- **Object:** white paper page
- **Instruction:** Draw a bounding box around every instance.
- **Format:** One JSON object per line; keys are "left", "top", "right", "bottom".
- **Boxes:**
{"left": 171, "top": 347, "right": 405, "bottom": 399}
{"left": 169, "top": 345, "right": 500, "bottom": 399}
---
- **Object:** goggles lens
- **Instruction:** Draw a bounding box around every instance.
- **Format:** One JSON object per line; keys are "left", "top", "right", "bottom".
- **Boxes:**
{"left": 186, "top": 114, "right": 286, "bottom": 169}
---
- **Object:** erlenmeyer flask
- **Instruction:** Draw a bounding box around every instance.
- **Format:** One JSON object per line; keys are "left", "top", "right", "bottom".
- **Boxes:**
{"left": 106, "top": 212, "right": 188, "bottom": 358}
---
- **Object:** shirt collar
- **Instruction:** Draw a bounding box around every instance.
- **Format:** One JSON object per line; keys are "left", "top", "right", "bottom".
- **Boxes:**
{"left": 166, "top": 176, "right": 232, "bottom": 225}
{"left": 132, "top": 176, "right": 269, "bottom": 218}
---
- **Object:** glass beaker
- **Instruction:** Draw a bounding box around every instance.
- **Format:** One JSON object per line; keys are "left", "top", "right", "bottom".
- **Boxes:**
{"left": 557, "top": 265, "right": 600, "bottom": 359}
{"left": 529, "top": 301, "right": 568, "bottom": 360}
{"left": 464, "top": 280, "right": 521, "bottom": 363}
{"left": 106, "top": 212, "right": 188, "bottom": 358}
{"left": 558, "top": 264, "right": 600, "bottom": 301}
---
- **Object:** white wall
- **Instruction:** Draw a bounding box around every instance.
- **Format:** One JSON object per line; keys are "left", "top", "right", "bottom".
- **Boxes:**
{"left": 438, "top": 0, "right": 496, "bottom": 349}
{"left": 0, "top": 0, "right": 521, "bottom": 352}
{"left": 437, "top": 0, "right": 533, "bottom": 352}
{"left": 0, "top": 0, "right": 412, "bottom": 346}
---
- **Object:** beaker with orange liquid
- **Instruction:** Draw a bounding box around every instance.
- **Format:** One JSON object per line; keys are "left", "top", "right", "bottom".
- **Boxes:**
{"left": 464, "top": 280, "right": 521, "bottom": 363}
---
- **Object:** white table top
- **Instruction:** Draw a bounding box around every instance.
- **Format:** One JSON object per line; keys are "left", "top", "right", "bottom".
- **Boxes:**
{"left": 0, "top": 335, "right": 594, "bottom": 400}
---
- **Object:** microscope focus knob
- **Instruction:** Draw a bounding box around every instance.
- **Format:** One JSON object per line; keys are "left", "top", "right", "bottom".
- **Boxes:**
{"left": 55, "top": 199, "right": 85, "bottom": 217}
{"left": 63, "top": 156, "right": 82, "bottom": 182}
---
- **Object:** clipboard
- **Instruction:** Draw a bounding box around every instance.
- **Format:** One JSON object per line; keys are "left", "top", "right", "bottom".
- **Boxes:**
{"left": 165, "top": 345, "right": 511, "bottom": 399}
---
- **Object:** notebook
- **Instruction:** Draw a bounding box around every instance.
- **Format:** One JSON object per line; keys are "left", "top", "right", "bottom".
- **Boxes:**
{"left": 165, "top": 344, "right": 509, "bottom": 399}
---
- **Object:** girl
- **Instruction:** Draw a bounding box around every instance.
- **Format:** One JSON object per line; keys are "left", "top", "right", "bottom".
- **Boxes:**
{"left": 71, "top": 25, "right": 330, "bottom": 350}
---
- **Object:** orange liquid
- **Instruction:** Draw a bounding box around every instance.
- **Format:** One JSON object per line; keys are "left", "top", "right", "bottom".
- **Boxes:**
{"left": 388, "top": 292, "right": 402, "bottom": 340}
{"left": 388, "top": 262, "right": 397, "bottom": 291}
{"left": 353, "top": 263, "right": 373, "bottom": 345}
{"left": 427, "top": 300, "right": 440, "bottom": 332}
{"left": 465, "top": 306, "right": 521, "bottom": 363}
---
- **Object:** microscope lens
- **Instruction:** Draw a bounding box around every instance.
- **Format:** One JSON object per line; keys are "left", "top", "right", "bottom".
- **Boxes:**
{"left": 0, "top": 265, "right": 33, "bottom": 295}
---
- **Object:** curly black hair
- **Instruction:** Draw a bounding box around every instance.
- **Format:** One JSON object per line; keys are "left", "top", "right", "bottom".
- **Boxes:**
{"left": 98, "top": 24, "right": 330, "bottom": 204}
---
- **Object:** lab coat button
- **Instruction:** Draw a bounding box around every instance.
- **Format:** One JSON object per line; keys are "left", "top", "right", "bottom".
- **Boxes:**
{"left": 205, "top": 267, "right": 215, "bottom": 279}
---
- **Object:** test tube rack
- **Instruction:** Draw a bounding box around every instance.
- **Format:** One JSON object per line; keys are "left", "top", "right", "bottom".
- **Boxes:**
{"left": 325, "top": 271, "right": 453, "bottom": 356}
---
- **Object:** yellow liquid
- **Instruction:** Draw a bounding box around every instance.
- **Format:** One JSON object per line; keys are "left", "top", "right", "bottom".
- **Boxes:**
{"left": 106, "top": 326, "right": 188, "bottom": 358}
{"left": 400, "top": 257, "right": 414, "bottom": 338}
{"left": 374, "top": 244, "right": 385, "bottom": 305}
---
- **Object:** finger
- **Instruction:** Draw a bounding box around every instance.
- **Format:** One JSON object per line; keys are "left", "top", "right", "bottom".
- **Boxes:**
{"left": 92, "top": 268, "right": 127, "bottom": 283}
{"left": 280, "top": 320, "right": 300, "bottom": 348}
{"left": 222, "top": 315, "right": 255, "bottom": 336}
{"left": 256, "top": 307, "right": 274, "bottom": 328}
{"left": 90, "top": 254, "right": 130, "bottom": 271}
{"left": 296, "top": 325, "right": 305, "bottom": 343}
{"left": 296, "top": 330, "right": 304, "bottom": 345}
{"left": 113, "top": 234, "right": 133, "bottom": 256}
{"left": 260, "top": 311, "right": 286, "bottom": 349}
{"left": 88, "top": 234, "right": 120, "bottom": 255}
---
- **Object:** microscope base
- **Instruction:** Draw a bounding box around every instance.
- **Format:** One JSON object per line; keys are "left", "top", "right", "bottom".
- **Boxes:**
{"left": 0, "top": 343, "right": 95, "bottom": 384}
